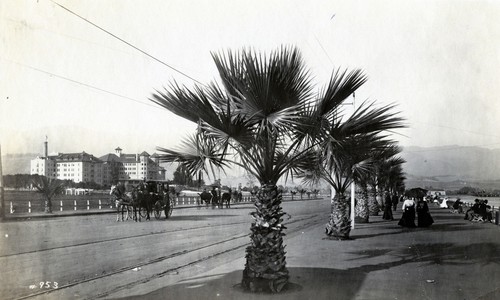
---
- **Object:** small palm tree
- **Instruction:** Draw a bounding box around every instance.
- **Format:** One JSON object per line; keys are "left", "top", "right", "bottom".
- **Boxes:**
{"left": 378, "top": 156, "right": 406, "bottom": 197}
{"left": 362, "top": 144, "right": 405, "bottom": 218}
{"left": 299, "top": 133, "right": 403, "bottom": 239}
{"left": 354, "top": 143, "right": 401, "bottom": 223}
{"left": 32, "top": 176, "right": 66, "bottom": 213}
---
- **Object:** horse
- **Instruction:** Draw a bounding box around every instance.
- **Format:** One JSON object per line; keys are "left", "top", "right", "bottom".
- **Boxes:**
{"left": 110, "top": 184, "right": 135, "bottom": 222}
{"left": 232, "top": 190, "right": 242, "bottom": 203}
{"left": 199, "top": 191, "right": 212, "bottom": 208}
{"left": 135, "top": 182, "right": 155, "bottom": 221}
{"left": 221, "top": 191, "right": 231, "bottom": 208}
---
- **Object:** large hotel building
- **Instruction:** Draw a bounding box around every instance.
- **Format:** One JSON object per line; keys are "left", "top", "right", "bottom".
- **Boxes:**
{"left": 30, "top": 141, "right": 165, "bottom": 186}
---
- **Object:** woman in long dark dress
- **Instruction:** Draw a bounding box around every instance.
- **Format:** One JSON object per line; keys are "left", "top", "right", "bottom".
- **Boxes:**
{"left": 416, "top": 198, "right": 434, "bottom": 227}
{"left": 398, "top": 197, "right": 416, "bottom": 228}
{"left": 382, "top": 192, "right": 394, "bottom": 220}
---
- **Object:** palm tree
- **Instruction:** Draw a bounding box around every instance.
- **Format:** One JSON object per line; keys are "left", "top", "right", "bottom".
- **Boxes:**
{"left": 378, "top": 156, "right": 406, "bottom": 197}
{"left": 299, "top": 133, "right": 404, "bottom": 239}
{"left": 354, "top": 142, "right": 402, "bottom": 223}
{"left": 364, "top": 144, "right": 405, "bottom": 217}
{"left": 150, "top": 46, "right": 376, "bottom": 292}
{"left": 31, "top": 176, "right": 66, "bottom": 213}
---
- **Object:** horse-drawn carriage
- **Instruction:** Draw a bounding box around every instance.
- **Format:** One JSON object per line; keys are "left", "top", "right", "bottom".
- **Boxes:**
{"left": 150, "top": 181, "right": 175, "bottom": 219}
{"left": 110, "top": 180, "right": 175, "bottom": 221}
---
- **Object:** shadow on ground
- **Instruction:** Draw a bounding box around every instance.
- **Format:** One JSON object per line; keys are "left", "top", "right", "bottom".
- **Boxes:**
{"left": 114, "top": 241, "right": 500, "bottom": 300}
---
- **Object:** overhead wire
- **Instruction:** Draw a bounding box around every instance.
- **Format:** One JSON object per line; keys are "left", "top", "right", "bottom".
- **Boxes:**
{"left": 6, "top": 2, "right": 498, "bottom": 153}
{"left": 48, "top": 0, "right": 206, "bottom": 87}
{"left": 2, "top": 58, "right": 162, "bottom": 110}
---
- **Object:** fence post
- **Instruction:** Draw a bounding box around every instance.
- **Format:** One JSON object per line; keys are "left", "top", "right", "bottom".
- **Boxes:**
{"left": 99, "top": 200, "right": 102, "bottom": 210}
{"left": 74, "top": 200, "right": 77, "bottom": 211}
{"left": 28, "top": 201, "right": 31, "bottom": 213}
{"left": 87, "top": 200, "right": 90, "bottom": 210}
{"left": 10, "top": 201, "right": 13, "bottom": 214}
{"left": 60, "top": 200, "right": 63, "bottom": 212}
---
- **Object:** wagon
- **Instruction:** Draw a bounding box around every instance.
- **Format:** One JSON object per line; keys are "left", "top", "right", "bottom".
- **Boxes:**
{"left": 140, "top": 180, "right": 175, "bottom": 220}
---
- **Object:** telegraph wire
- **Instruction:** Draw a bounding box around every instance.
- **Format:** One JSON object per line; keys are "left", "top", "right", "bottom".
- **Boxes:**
{"left": 403, "top": 143, "right": 500, "bottom": 153}
{"left": 48, "top": 0, "right": 206, "bottom": 87}
{"left": 412, "top": 121, "right": 500, "bottom": 140}
{"left": 3, "top": 58, "right": 162, "bottom": 110}
{"left": 5, "top": 59, "right": 499, "bottom": 153}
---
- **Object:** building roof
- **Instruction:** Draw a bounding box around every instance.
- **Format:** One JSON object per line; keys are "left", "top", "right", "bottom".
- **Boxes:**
{"left": 98, "top": 153, "right": 121, "bottom": 162}
{"left": 50, "top": 152, "right": 102, "bottom": 163}
{"left": 99, "top": 151, "right": 157, "bottom": 164}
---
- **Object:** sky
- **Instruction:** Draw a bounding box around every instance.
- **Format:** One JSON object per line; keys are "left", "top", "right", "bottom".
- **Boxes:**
{"left": 1, "top": 0, "right": 500, "bottom": 161}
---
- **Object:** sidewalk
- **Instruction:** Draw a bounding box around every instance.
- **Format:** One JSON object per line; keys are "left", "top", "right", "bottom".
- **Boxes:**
{"left": 118, "top": 206, "right": 500, "bottom": 300}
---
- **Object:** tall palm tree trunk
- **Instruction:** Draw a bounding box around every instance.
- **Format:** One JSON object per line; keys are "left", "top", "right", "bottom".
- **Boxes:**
{"left": 355, "top": 184, "right": 370, "bottom": 223}
{"left": 368, "top": 185, "right": 380, "bottom": 216}
{"left": 44, "top": 198, "right": 53, "bottom": 213}
{"left": 242, "top": 184, "right": 288, "bottom": 293}
{"left": 325, "top": 194, "right": 351, "bottom": 239}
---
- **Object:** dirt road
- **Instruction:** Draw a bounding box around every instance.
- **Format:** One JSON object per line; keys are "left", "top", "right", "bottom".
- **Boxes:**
{"left": 0, "top": 199, "right": 328, "bottom": 300}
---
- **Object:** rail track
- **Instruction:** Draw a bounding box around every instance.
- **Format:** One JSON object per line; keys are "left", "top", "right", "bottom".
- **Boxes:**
{"left": 8, "top": 211, "right": 326, "bottom": 300}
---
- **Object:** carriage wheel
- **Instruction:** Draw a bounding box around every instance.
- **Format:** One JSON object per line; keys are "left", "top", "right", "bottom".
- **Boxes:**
{"left": 139, "top": 206, "right": 148, "bottom": 218}
{"left": 153, "top": 201, "right": 162, "bottom": 220}
{"left": 164, "top": 200, "right": 173, "bottom": 219}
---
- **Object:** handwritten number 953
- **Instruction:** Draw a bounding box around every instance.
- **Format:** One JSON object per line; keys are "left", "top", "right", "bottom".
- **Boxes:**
{"left": 33, "top": 281, "right": 58, "bottom": 289}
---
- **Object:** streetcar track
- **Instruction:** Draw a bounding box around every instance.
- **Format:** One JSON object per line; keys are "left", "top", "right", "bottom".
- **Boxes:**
{"left": 1, "top": 211, "right": 320, "bottom": 259}
{"left": 91, "top": 214, "right": 325, "bottom": 300}
{"left": 13, "top": 214, "right": 324, "bottom": 300}
{"left": 0, "top": 220, "right": 248, "bottom": 258}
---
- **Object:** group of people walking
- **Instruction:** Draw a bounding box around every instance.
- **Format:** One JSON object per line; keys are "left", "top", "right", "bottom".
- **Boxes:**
{"left": 382, "top": 191, "right": 434, "bottom": 228}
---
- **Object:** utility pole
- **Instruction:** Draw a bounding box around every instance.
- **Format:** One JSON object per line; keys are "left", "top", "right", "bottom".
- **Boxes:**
{"left": 350, "top": 92, "right": 356, "bottom": 229}
{"left": 0, "top": 144, "right": 5, "bottom": 221}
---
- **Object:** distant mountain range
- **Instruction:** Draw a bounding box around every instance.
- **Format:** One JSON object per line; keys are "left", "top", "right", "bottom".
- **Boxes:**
{"left": 3, "top": 146, "right": 500, "bottom": 190}
{"left": 401, "top": 146, "right": 500, "bottom": 190}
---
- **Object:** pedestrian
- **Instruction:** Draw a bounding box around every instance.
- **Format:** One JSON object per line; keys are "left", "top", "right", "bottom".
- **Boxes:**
{"left": 382, "top": 191, "right": 394, "bottom": 220}
{"left": 416, "top": 198, "right": 434, "bottom": 227}
{"left": 392, "top": 193, "right": 399, "bottom": 211}
{"left": 211, "top": 186, "right": 218, "bottom": 209}
{"left": 464, "top": 199, "right": 480, "bottom": 220}
{"left": 398, "top": 197, "right": 416, "bottom": 228}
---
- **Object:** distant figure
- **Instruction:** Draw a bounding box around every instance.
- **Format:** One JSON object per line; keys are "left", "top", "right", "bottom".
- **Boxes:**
{"left": 452, "top": 198, "right": 463, "bottom": 213}
{"left": 439, "top": 197, "right": 449, "bottom": 209}
{"left": 416, "top": 198, "right": 434, "bottom": 227}
{"left": 398, "top": 197, "right": 416, "bottom": 228}
{"left": 392, "top": 193, "right": 399, "bottom": 211}
{"left": 464, "top": 199, "right": 480, "bottom": 220}
{"left": 484, "top": 200, "right": 493, "bottom": 222}
{"left": 211, "top": 187, "right": 218, "bottom": 209}
{"left": 382, "top": 192, "right": 394, "bottom": 220}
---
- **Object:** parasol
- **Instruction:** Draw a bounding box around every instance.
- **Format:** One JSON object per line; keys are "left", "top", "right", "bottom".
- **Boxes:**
{"left": 404, "top": 187, "right": 428, "bottom": 199}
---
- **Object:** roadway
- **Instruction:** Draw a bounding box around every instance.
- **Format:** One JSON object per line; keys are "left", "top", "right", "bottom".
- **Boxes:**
{"left": 0, "top": 198, "right": 329, "bottom": 300}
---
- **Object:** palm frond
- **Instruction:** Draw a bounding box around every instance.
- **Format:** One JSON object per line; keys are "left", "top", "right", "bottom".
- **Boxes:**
{"left": 335, "top": 100, "right": 406, "bottom": 138}
{"left": 156, "top": 134, "right": 231, "bottom": 179}
{"left": 316, "top": 68, "right": 367, "bottom": 117}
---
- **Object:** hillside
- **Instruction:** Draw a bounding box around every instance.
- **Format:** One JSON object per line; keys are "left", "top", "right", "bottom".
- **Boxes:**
{"left": 401, "top": 146, "right": 500, "bottom": 190}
